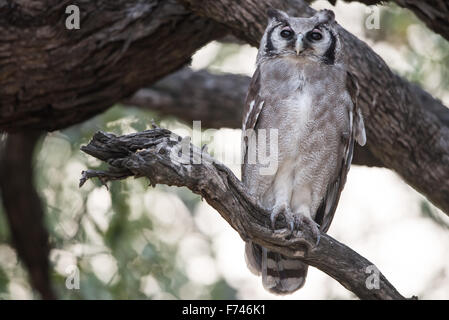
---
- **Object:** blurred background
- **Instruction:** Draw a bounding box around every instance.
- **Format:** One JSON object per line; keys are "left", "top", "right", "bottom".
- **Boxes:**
{"left": 1, "top": 0, "right": 448, "bottom": 299}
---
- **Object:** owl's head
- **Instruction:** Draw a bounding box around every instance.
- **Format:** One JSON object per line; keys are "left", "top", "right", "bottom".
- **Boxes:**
{"left": 258, "top": 8, "right": 341, "bottom": 65}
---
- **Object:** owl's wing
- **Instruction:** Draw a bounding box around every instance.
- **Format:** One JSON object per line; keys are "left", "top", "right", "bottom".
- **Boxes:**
{"left": 314, "top": 71, "right": 366, "bottom": 232}
{"left": 241, "top": 67, "right": 265, "bottom": 183}
{"left": 242, "top": 67, "right": 264, "bottom": 132}
{"left": 346, "top": 72, "right": 367, "bottom": 146}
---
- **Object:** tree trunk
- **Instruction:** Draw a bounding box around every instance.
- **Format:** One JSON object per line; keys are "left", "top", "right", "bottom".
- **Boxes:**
{"left": 0, "top": 131, "right": 54, "bottom": 299}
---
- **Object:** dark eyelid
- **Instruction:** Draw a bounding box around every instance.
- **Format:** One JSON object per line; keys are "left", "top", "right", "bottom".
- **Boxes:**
{"left": 277, "top": 23, "right": 291, "bottom": 30}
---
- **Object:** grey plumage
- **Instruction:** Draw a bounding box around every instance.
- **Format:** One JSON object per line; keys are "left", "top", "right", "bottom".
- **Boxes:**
{"left": 241, "top": 8, "right": 366, "bottom": 294}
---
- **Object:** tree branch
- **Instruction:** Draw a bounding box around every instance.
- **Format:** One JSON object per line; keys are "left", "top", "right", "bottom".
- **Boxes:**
{"left": 79, "top": 128, "right": 410, "bottom": 300}
{"left": 123, "top": 69, "right": 249, "bottom": 129}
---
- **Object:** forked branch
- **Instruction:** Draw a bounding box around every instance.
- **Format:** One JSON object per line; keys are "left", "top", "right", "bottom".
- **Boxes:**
{"left": 79, "top": 128, "right": 410, "bottom": 300}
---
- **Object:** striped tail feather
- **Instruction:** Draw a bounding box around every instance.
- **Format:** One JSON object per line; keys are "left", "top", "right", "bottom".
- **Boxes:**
{"left": 245, "top": 241, "right": 308, "bottom": 294}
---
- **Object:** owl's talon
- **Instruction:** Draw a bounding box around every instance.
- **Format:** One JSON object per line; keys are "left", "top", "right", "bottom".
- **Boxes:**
{"left": 315, "top": 233, "right": 321, "bottom": 247}
{"left": 270, "top": 211, "right": 278, "bottom": 230}
{"left": 289, "top": 221, "right": 295, "bottom": 232}
{"left": 312, "top": 224, "right": 321, "bottom": 247}
{"left": 295, "top": 214, "right": 321, "bottom": 247}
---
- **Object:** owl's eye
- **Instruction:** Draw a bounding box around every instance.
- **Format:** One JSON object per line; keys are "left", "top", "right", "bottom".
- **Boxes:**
{"left": 280, "top": 29, "right": 293, "bottom": 39}
{"left": 307, "top": 30, "right": 323, "bottom": 41}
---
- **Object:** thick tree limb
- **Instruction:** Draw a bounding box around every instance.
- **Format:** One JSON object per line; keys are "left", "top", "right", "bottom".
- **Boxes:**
{"left": 180, "top": 0, "right": 449, "bottom": 216}
{"left": 79, "top": 128, "right": 409, "bottom": 300}
{"left": 0, "top": 0, "right": 226, "bottom": 131}
{"left": 123, "top": 69, "right": 249, "bottom": 129}
{"left": 0, "top": 131, "right": 55, "bottom": 299}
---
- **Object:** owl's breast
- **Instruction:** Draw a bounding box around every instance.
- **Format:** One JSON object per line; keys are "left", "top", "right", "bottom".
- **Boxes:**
{"left": 257, "top": 81, "right": 347, "bottom": 204}
{"left": 259, "top": 84, "right": 317, "bottom": 149}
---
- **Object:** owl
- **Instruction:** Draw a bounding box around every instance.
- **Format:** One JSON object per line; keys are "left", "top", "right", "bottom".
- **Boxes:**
{"left": 241, "top": 8, "right": 366, "bottom": 294}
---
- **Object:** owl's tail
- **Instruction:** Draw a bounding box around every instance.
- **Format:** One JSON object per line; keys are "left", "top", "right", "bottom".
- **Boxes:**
{"left": 245, "top": 241, "right": 308, "bottom": 295}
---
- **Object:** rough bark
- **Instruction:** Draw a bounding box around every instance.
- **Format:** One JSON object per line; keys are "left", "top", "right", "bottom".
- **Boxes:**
{"left": 180, "top": 0, "right": 449, "bottom": 215}
{"left": 0, "top": 0, "right": 225, "bottom": 131}
{"left": 79, "top": 128, "right": 411, "bottom": 300}
{"left": 0, "top": 131, "right": 54, "bottom": 299}
{"left": 124, "top": 68, "right": 385, "bottom": 167}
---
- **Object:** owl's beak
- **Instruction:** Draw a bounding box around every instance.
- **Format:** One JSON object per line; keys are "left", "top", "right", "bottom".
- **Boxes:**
{"left": 295, "top": 34, "right": 304, "bottom": 55}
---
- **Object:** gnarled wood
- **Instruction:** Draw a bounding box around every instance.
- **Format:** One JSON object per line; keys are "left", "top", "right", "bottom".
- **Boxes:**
{"left": 79, "top": 128, "right": 409, "bottom": 300}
